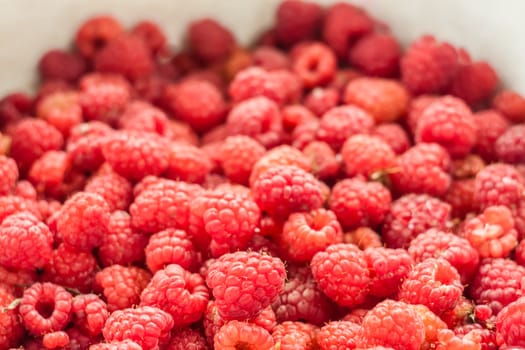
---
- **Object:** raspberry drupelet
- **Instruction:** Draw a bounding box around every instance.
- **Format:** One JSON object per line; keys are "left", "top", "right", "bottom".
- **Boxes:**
{"left": 145, "top": 228, "right": 198, "bottom": 273}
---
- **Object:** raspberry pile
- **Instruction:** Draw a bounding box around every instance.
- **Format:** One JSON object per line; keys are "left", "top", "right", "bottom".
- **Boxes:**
{"left": 1, "top": 1, "right": 525, "bottom": 349}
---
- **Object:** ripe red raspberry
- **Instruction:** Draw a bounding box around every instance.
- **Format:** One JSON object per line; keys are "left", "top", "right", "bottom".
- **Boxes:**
{"left": 329, "top": 177, "right": 391, "bottom": 230}
{"left": 131, "top": 20, "right": 167, "bottom": 55}
{"left": 272, "top": 321, "right": 318, "bottom": 350}
{"left": 140, "top": 264, "right": 208, "bottom": 327}
{"left": 96, "top": 265, "right": 151, "bottom": 312}
{"left": 302, "top": 140, "right": 340, "bottom": 180}
{"left": 278, "top": 208, "right": 343, "bottom": 262}
{"left": 164, "top": 142, "right": 213, "bottom": 184}
{"left": 15, "top": 180, "right": 37, "bottom": 201}
{"left": 145, "top": 228, "right": 197, "bottom": 273}
{"left": 474, "top": 163, "right": 525, "bottom": 210}
{"left": 217, "top": 136, "right": 265, "bottom": 185}
{"left": 341, "top": 134, "right": 397, "bottom": 178}
{"left": 251, "top": 145, "right": 311, "bottom": 187}
{"left": 282, "top": 104, "right": 317, "bottom": 133}
{"left": 292, "top": 42, "right": 336, "bottom": 88}
{"left": 409, "top": 229, "right": 479, "bottom": 284}
{"left": 469, "top": 258, "right": 525, "bottom": 314}
{"left": 382, "top": 194, "right": 452, "bottom": 248}
{"left": 0, "top": 286, "right": 24, "bottom": 349}
{"left": 71, "top": 294, "right": 109, "bottom": 336}
{"left": 42, "top": 331, "right": 70, "bottom": 349}
{"left": 304, "top": 87, "right": 340, "bottom": 117}
{"left": 317, "top": 321, "right": 361, "bottom": 350}
{"left": 495, "top": 124, "right": 525, "bottom": 164}
{"left": 0, "top": 195, "right": 41, "bottom": 224}
{"left": 19, "top": 282, "right": 72, "bottom": 336}
{"left": 344, "top": 227, "right": 383, "bottom": 250}
{"left": 454, "top": 324, "right": 497, "bottom": 350}
{"left": 391, "top": 142, "right": 452, "bottom": 197}
{"left": 43, "top": 244, "right": 98, "bottom": 293}
{"left": 406, "top": 94, "right": 440, "bottom": 134}
{"left": 371, "top": 123, "right": 410, "bottom": 155}
{"left": 364, "top": 247, "right": 413, "bottom": 298}
{"left": 409, "top": 303, "right": 448, "bottom": 348}
{"left": 167, "top": 328, "right": 208, "bottom": 350}
{"left": 0, "top": 92, "right": 32, "bottom": 128}
{"left": 102, "top": 306, "right": 174, "bottom": 350}
{"left": 316, "top": 105, "right": 375, "bottom": 152}
{"left": 98, "top": 210, "right": 148, "bottom": 267}
{"left": 357, "top": 299, "right": 425, "bottom": 350}
{"left": 473, "top": 110, "right": 510, "bottom": 162}
{"left": 163, "top": 80, "right": 226, "bottom": 133}
{"left": 461, "top": 206, "right": 518, "bottom": 259}
{"left": 229, "top": 67, "right": 287, "bottom": 105}
{"left": 206, "top": 251, "right": 286, "bottom": 320}
{"left": 496, "top": 297, "right": 525, "bottom": 347}
{"left": 188, "top": 18, "right": 235, "bottom": 63}
{"left": 0, "top": 155, "right": 18, "bottom": 195}
{"left": 214, "top": 320, "right": 274, "bottom": 350}
{"left": 118, "top": 100, "right": 169, "bottom": 136}
{"left": 28, "top": 150, "right": 69, "bottom": 195}
{"left": 36, "top": 91, "right": 83, "bottom": 137}
{"left": 84, "top": 172, "right": 132, "bottom": 212}
{"left": 90, "top": 340, "right": 143, "bottom": 350}
{"left": 492, "top": 89, "right": 525, "bottom": 123}
{"left": 56, "top": 192, "right": 110, "bottom": 251}
{"left": 516, "top": 239, "right": 525, "bottom": 267}
{"left": 401, "top": 35, "right": 459, "bottom": 95}
{"left": 251, "top": 165, "right": 324, "bottom": 220}
{"left": 74, "top": 15, "right": 123, "bottom": 58}
{"left": 226, "top": 96, "right": 283, "bottom": 148}
{"left": 343, "top": 77, "right": 410, "bottom": 123}
{"left": 252, "top": 45, "right": 290, "bottom": 71}
{"left": 275, "top": 0, "right": 323, "bottom": 47}
{"left": 311, "top": 243, "right": 370, "bottom": 307}
{"left": 322, "top": 3, "right": 374, "bottom": 58}
{"left": 415, "top": 96, "right": 477, "bottom": 158}
{"left": 349, "top": 32, "right": 401, "bottom": 77}
{"left": 8, "top": 118, "right": 64, "bottom": 174}
{"left": 38, "top": 49, "right": 86, "bottom": 82}
{"left": 449, "top": 61, "right": 498, "bottom": 106}
{"left": 0, "top": 211, "right": 52, "bottom": 270}
{"left": 67, "top": 121, "right": 114, "bottom": 172}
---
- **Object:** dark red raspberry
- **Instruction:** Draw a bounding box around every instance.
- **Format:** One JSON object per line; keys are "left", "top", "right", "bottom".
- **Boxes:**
{"left": 496, "top": 124, "right": 525, "bottom": 164}
{"left": 349, "top": 32, "right": 401, "bottom": 77}
{"left": 38, "top": 49, "right": 86, "bottom": 82}
{"left": 516, "top": 239, "right": 525, "bottom": 266}
{"left": 8, "top": 118, "right": 64, "bottom": 174}
{"left": 42, "top": 331, "right": 70, "bottom": 349}
{"left": 140, "top": 264, "right": 208, "bottom": 327}
{"left": 322, "top": 2, "right": 374, "bottom": 58}
{"left": 67, "top": 121, "right": 114, "bottom": 172}
{"left": 251, "top": 165, "right": 324, "bottom": 220}
{"left": 401, "top": 35, "right": 459, "bottom": 95}
{"left": 0, "top": 195, "right": 41, "bottom": 224}
{"left": 492, "top": 89, "right": 525, "bottom": 123}
{"left": 469, "top": 258, "right": 525, "bottom": 315}
{"left": 371, "top": 123, "right": 410, "bottom": 155}
{"left": 56, "top": 192, "right": 110, "bottom": 251}
{"left": 316, "top": 105, "right": 374, "bottom": 152}
{"left": 391, "top": 142, "right": 452, "bottom": 197}
{"left": 167, "top": 328, "right": 208, "bottom": 350}
{"left": 364, "top": 247, "right": 413, "bottom": 298}
{"left": 303, "top": 87, "right": 340, "bottom": 117}
{"left": 382, "top": 194, "right": 452, "bottom": 248}
{"left": 0, "top": 211, "right": 52, "bottom": 271}
{"left": 98, "top": 210, "right": 148, "bottom": 267}
{"left": 473, "top": 110, "right": 510, "bottom": 162}
{"left": 250, "top": 145, "right": 311, "bottom": 186}
{"left": 84, "top": 172, "right": 132, "bottom": 212}
{"left": 292, "top": 42, "right": 336, "bottom": 88}
{"left": 0, "top": 92, "right": 32, "bottom": 128}
{"left": 90, "top": 340, "right": 142, "bottom": 350}
{"left": 229, "top": 67, "right": 287, "bottom": 105}
{"left": 496, "top": 297, "right": 525, "bottom": 347}
{"left": 145, "top": 228, "right": 197, "bottom": 273}
{"left": 102, "top": 306, "right": 174, "bottom": 350}
{"left": 329, "top": 177, "right": 391, "bottom": 230}
{"left": 415, "top": 95, "right": 477, "bottom": 158}
{"left": 95, "top": 265, "right": 150, "bottom": 312}
{"left": 0, "top": 155, "right": 18, "bottom": 195}
{"left": 214, "top": 320, "right": 274, "bottom": 350}
{"left": 43, "top": 243, "right": 98, "bottom": 293}
{"left": 131, "top": 20, "right": 167, "bottom": 55}
{"left": 0, "top": 286, "right": 24, "bottom": 349}
{"left": 302, "top": 140, "right": 340, "bottom": 180}
{"left": 271, "top": 321, "right": 318, "bottom": 350}
{"left": 317, "top": 321, "right": 361, "bottom": 350}
{"left": 474, "top": 163, "right": 525, "bottom": 210}
{"left": 74, "top": 15, "right": 123, "bottom": 58}
{"left": 409, "top": 229, "right": 479, "bottom": 284}
{"left": 19, "top": 282, "right": 72, "bottom": 336}
{"left": 311, "top": 243, "right": 370, "bottom": 307}
{"left": 164, "top": 142, "right": 213, "bottom": 184}
{"left": 71, "top": 293, "right": 109, "bottom": 336}
{"left": 449, "top": 61, "right": 498, "bottom": 106}
{"left": 275, "top": 0, "right": 323, "bottom": 47}
{"left": 206, "top": 251, "right": 286, "bottom": 320}
{"left": 36, "top": 91, "right": 82, "bottom": 138}
{"left": 218, "top": 136, "right": 265, "bottom": 185}
{"left": 188, "top": 18, "right": 235, "bottom": 63}
{"left": 341, "top": 134, "right": 397, "bottom": 178}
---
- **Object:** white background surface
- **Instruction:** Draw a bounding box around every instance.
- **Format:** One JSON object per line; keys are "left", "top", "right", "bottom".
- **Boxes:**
{"left": 0, "top": 0, "right": 524, "bottom": 95}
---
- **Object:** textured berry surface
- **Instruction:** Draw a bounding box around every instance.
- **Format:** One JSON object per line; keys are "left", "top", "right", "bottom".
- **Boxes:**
{"left": 364, "top": 247, "right": 413, "bottom": 298}
{"left": 317, "top": 321, "right": 361, "bottom": 350}
{"left": 342, "top": 134, "right": 397, "bottom": 178}
{"left": 214, "top": 320, "right": 274, "bottom": 350}
{"left": 496, "top": 297, "right": 525, "bottom": 347}
{"left": 349, "top": 32, "right": 401, "bottom": 77}
{"left": 493, "top": 89, "right": 525, "bottom": 122}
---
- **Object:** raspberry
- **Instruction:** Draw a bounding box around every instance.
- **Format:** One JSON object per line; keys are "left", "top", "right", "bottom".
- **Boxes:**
{"left": 131, "top": 20, "right": 167, "bottom": 55}
{"left": 36, "top": 91, "right": 83, "bottom": 137}
{"left": 302, "top": 141, "right": 340, "bottom": 180}
{"left": 164, "top": 142, "right": 213, "bottom": 184}
{"left": 38, "top": 49, "right": 86, "bottom": 82}
{"left": 19, "top": 282, "right": 72, "bottom": 336}
{"left": 349, "top": 32, "right": 401, "bottom": 77}
{"left": 496, "top": 124, "right": 525, "bottom": 164}
{"left": 408, "top": 304, "right": 448, "bottom": 349}
{"left": 84, "top": 172, "right": 132, "bottom": 212}
{"left": 251, "top": 165, "right": 324, "bottom": 220}
{"left": 0, "top": 211, "right": 52, "bottom": 270}
{"left": 382, "top": 194, "right": 452, "bottom": 248}
{"left": 371, "top": 123, "right": 410, "bottom": 154}
{"left": 474, "top": 163, "right": 525, "bottom": 210}
{"left": 229, "top": 67, "right": 288, "bottom": 105}
{"left": 226, "top": 96, "right": 283, "bottom": 148}
{"left": 145, "top": 228, "right": 197, "bottom": 273}
{"left": 43, "top": 244, "right": 98, "bottom": 293}
{"left": 74, "top": 15, "right": 123, "bottom": 58}
{"left": 206, "top": 251, "right": 286, "bottom": 320}
{"left": 450, "top": 154, "right": 486, "bottom": 181}
{"left": 56, "top": 192, "right": 110, "bottom": 251}
{"left": 16, "top": 180, "right": 38, "bottom": 201}
{"left": 118, "top": 100, "right": 169, "bottom": 136}
{"left": 357, "top": 299, "right": 425, "bottom": 350}
{"left": 449, "top": 61, "right": 498, "bottom": 106}
{"left": 28, "top": 150, "right": 69, "bottom": 195}
{"left": 454, "top": 324, "right": 497, "bottom": 350}
{"left": 415, "top": 96, "right": 477, "bottom": 158}
{"left": 0, "top": 195, "right": 41, "bottom": 224}
{"left": 406, "top": 94, "right": 440, "bottom": 134}
{"left": 90, "top": 340, "right": 143, "bottom": 350}
{"left": 71, "top": 293, "right": 109, "bottom": 336}
{"left": 42, "top": 331, "right": 70, "bottom": 349}
{"left": 364, "top": 247, "right": 413, "bottom": 298}
{"left": 469, "top": 258, "right": 525, "bottom": 314}
{"left": 343, "top": 77, "right": 410, "bottom": 123}
{"left": 282, "top": 105, "right": 317, "bottom": 133}
{"left": 292, "top": 120, "right": 319, "bottom": 150}
{"left": 409, "top": 229, "right": 479, "bottom": 284}
{"left": 304, "top": 87, "right": 340, "bottom": 117}
{"left": 0, "top": 155, "right": 18, "bottom": 195}
{"left": 344, "top": 227, "right": 383, "bottom": 250}
{"left": 252, "top": 46, "right": 290, "bottom": 71}
{"left": 218, "top": 136, "right": 266, "bottom": 185}
{"left": 0, "top": 286, "right": 24, "bottom": 349}
{"left": 496, "top": 297, "right": 525, "bottom": 346}
{"left": 275, "top": 0, "right": 323, "bottom": 47}
{"left": 272, "top": 321, "right": 318, "bottom": 350}
{"left": 102, "top": 306, "right": 174, "bottom": 350}
{"left": 67, "top": 121, "right": 114, "bottom": 172}
{"left": 130, "top": 178, "right": 202, "bottom": 234}
{"left": 316, "top": 321, "right": 360, "bottom": 350}
{"left": 436, "top": 328, "right": 483, "bottom": 350}
{"left": 292, "top": 42, "right": 336, "bottom": 88}
{"left": 316, "top": 105, "right": 375, "bottom": 152}
{"left": 250, "top": 145, "right": 311, "bottom": 186}
{"left": 188, "top": 18, "right": 235, "bottom": 63}
{"left": 401, "top": 35, "right": 459, "bottom": 94}
{"left": 165, "top": 119, "right": 199, "bottom": 145}
{"left": 167, "top": 328, "right": 208, "bottom": 350}
{"left": 163, "top": 80, "right": 226, "bottom": 132}
{"left": 214, "top": 320, "right": 274, "bottom": 350}
{"left": 0, "top": 92, "right": 32, "bottom": 128}
{"left": 311, "top": 243, "right": 369, "bottom": 307}
{"left": 322, "top": 3, "right": 374, "bottom": 58}
{"left": 341, "top": 134, "right": 397, "bottom": 178}
{"left": 390, "top": 143, "right": 452, "bottom": 197}
{"left": 140, "top": 264, "right": 208, "bottom": 327}
{"left": 8, "top": 118, "right": 64, "bottom": 174}
{"left": 492, "top": 89, "right": 525, "bottom": 123}
{"left": 473, "top": 110, "right": 510, "bottom": 162}
{"left": 278, "top": 208, "right": 343, "bottom": 262}
{"left": 96, "top": 265, "right": 151, "bottom": 312}
{"left": 329, "top": 177, "right": 391, "bottom": 230}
